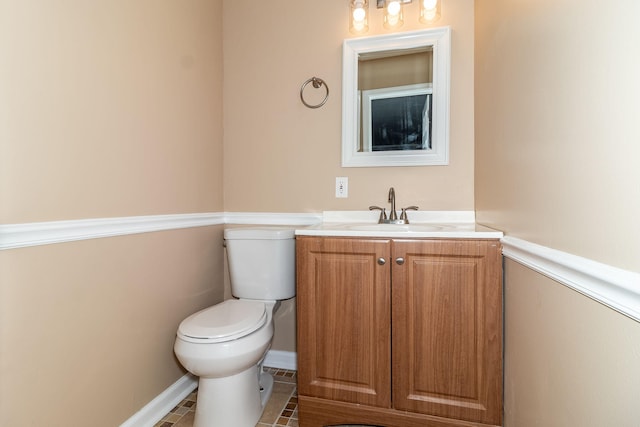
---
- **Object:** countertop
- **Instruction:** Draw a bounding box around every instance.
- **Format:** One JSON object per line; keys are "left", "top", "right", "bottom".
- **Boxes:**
{"left": 294, "top": 211, "right": 503, "bottom": 239}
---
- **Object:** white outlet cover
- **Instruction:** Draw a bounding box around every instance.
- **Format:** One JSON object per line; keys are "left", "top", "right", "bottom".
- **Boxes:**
{"left": 336, "top": 177, "right": 348, "bottom": 198}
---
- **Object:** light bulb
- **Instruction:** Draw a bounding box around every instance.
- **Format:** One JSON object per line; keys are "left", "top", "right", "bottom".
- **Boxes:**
{"left": 387, "top": 1, "right": 401, "bottom": 17}
{"left": 420, "top": 0, "right": 440, "bottom": 23}
{"left": 423, "top": 0, "right": 437, "bottom": 10}
{"left": 422, "top": 9, "right": 437, "bottom": 20}
{"left": 350, "top": 0, "right": 368, "bottom": 34}
{"left": 384, "top": 0, "right": 402, "bottom": 28}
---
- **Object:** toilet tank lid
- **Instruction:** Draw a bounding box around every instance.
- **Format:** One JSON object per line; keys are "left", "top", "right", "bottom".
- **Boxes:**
{"left": 224, "top": 227, "right": 295, "bottom": 240}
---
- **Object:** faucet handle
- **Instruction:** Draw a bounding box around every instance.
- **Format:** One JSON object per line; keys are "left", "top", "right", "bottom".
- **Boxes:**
{"left": 369, "top": 205, "right": 387, "bottom": 223}
{"left": 400, "top": 206, "right": 419, "bottom": 222}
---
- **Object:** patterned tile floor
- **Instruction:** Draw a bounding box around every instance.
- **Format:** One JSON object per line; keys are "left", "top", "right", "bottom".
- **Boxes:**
{"left": 154, "top": 368, "right": 298, "bottom": 427}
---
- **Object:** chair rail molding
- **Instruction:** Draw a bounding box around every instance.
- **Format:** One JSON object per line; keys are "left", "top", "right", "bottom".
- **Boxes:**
{"left": 501, "top": 235, "right": 640, "bottom": 323}
{"left": 4, "top": 213, "right": 637, "bottom": 323}
{"left": 0, "top": 213, "right": 225, "bottom": 250}
{"left": 0, "top": 212, "right": 321, "bottom": 250}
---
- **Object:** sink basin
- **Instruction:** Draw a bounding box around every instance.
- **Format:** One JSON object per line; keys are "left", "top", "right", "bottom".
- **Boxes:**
{"left": 345, "top": 224, "right": 447, "bottom": 232}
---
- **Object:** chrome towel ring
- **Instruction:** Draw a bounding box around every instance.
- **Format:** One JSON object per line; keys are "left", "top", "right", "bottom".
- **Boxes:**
{"left": 300, "top": 77, "right": 329, "bottom": 109}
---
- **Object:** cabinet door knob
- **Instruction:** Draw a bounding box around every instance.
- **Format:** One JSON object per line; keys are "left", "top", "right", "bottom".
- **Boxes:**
{"left": 395, "top": 257, "right": 405, "bottom": 265}
{"left": 377, "top": 257, "right": 386, "bottom": 265}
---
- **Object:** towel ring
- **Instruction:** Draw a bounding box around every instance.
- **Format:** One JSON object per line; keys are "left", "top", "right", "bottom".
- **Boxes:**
{"left": 300, "top": 77, "right": 329, "bottom": 109}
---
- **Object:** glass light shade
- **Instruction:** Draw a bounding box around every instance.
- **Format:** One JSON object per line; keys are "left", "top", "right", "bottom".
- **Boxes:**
{"left": 420, "top": 0, "right": 441, "bottom": 23}
{"left": 383, "top": 0, "right": 404, "bottom": 28}
{"left": 350, "top": 0, "right": 369, "bottom": 34}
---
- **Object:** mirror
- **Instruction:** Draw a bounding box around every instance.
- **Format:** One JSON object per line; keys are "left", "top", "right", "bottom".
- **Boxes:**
{"left": 342, "top": 27, "right": 451, "bottom": 167}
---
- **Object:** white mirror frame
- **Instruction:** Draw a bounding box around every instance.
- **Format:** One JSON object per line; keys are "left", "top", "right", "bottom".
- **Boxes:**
{"left": 342, "top": 27, "right": 451, "bottom": 167}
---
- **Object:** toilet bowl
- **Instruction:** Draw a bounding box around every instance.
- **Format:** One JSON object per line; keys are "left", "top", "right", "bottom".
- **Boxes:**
{"left": 174, "top": 300, "right": 278, "bottom": 427}
{"left": 174, "top": 227, "right": 296, "bottom": 427}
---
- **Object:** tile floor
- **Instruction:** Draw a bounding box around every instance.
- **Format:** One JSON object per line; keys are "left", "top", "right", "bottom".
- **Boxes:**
{"left": 154, "top": 367, "right": 298, "bottom": 427}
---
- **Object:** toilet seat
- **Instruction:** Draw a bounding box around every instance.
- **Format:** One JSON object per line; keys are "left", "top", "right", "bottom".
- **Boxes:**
{"left": 177, "top": 299, "right": 267, "bottom": 344}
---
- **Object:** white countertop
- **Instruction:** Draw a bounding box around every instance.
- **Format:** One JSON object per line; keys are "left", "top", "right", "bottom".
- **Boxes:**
{"left": 294, "top": 211, "right": 503, "bottom": 239}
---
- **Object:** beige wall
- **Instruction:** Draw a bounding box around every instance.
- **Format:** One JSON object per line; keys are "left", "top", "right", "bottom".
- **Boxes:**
{"left": 504, "top": 261, "right": 640, "bottom": 425}
{"left": 223, "top": 0, "right": 476, "bottom": 213}
{"left": 475, "top": 1, "right": 640, "bottom": 425}
{"left": 475, "top": 0, "right": 640, "bottom": 271}
{"left": 0, "top": 1, "right": 225, "bottom": 426}
{"left": 0, "top": 0, "right": 224, "bottom": 223}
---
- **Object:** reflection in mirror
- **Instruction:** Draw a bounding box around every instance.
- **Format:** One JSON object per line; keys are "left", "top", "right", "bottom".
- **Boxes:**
{"left": 360, "top": 47, "right": 432, "bottom": 152}
{"left": 342, "top": 28, "right": 450, "bottom": 167}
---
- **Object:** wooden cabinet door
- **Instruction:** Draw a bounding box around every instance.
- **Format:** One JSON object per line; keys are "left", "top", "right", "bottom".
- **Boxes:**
{"left": 391, "top": 239, "right": 503, "bottom": 425}
{"left": 296, "top": 237, "right": 391, "bottom": 407}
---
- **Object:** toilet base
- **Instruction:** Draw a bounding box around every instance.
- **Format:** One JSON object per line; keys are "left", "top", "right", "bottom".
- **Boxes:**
{"left": 193, "top": 365, "right": 274, "bottom": 427}
{"left": 259, "top": 369, "right": 274, "bottom": 409}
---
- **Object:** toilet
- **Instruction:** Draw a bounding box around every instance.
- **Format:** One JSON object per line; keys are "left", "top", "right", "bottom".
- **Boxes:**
{"left": 174, "top": 227, "right": 296, "bottom": 427}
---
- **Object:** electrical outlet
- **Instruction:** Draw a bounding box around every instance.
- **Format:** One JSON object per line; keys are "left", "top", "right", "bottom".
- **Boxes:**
{"left": 336, "top": 177, "right": 348, "bottom": 198}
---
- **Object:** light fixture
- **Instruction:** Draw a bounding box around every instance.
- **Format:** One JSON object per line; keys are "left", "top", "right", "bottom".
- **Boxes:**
{"left": 383, "top": 0, "right": 404, "bottom": 29}
{"left": 350, "top": 0, "right": 369, "bottom": 34}
{"left": 350, "top": 0, "right": 441, "bottom": 33}
{"left": 420, "top": 0, "right": 441, "bottom": 23}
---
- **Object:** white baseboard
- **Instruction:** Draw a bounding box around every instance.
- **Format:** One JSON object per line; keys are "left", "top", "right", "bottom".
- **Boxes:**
{"left": 264, "top": 350, "right": 297, "bottom": 370}
{"left": 120, "top": 373, "right": 197, "bottom": 427}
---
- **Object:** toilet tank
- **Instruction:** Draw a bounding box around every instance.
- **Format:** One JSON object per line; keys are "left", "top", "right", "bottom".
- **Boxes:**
{"left": 224, "top": 227, "right": 296, "bottom": 300}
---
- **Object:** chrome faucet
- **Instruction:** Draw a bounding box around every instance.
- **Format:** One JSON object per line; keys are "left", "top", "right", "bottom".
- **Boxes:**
{"left": 370, "top": 187, "right": 419, "bottom": 224}
{"left": 388, "top": 187, "right": 398, "bottom": 221}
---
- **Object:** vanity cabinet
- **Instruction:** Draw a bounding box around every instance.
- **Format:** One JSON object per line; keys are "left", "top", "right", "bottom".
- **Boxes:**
{"left": 296, "top": 236, "right": 503, "bottom": 427}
